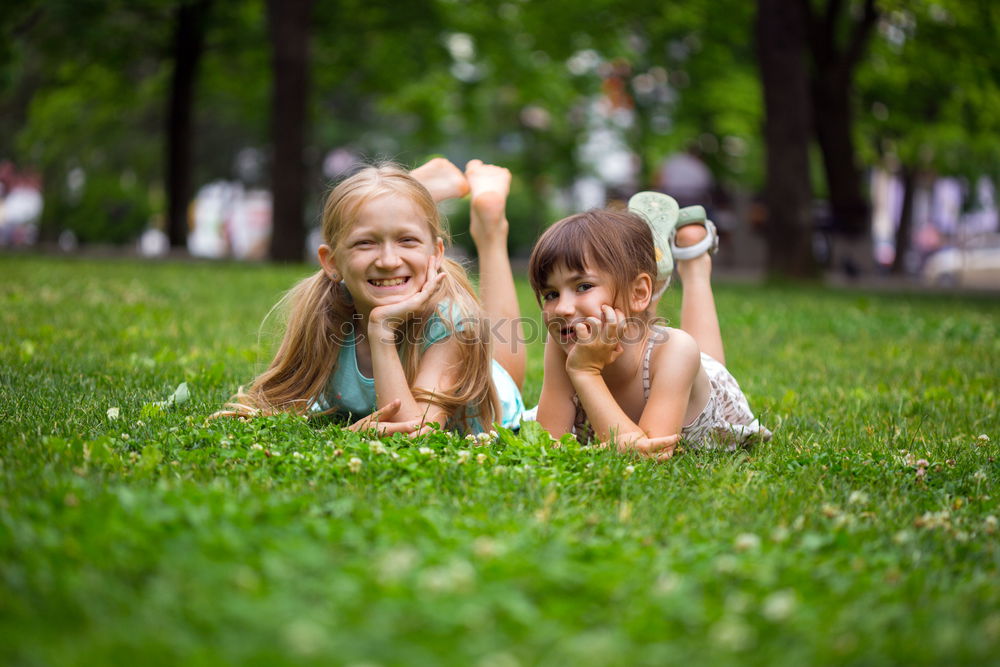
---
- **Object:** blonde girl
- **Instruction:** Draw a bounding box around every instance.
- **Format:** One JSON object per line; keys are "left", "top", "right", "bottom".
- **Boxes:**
{"left": 225, "top": 159, "right": 525, "bottom": 433}
{"left": 529, "top": 193, "right": 770, "bottom": 458}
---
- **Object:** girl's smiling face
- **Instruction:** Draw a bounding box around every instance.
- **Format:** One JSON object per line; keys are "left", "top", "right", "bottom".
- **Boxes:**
{"left": 539, "top": 263, "right": 618, "bottom": 346}
{"left": 320, "top": 194, "right": 443, "bottom": 314}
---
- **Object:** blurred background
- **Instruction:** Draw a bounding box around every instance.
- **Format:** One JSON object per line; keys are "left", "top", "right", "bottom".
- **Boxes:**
{"left": 1, "top": 0, "right": 998, "bottom": 285}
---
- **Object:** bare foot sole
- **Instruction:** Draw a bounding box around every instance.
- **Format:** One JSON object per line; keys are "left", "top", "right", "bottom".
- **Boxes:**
{"left": 466, "top": 160, "right": 511, "bottom": 247}
{"left": 410, "top": 158, "right": 469, "bottom": 203}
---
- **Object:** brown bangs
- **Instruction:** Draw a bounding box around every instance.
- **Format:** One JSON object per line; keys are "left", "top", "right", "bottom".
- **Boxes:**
{"left": 528, "top": 210, "right": 657, "bottom": 311}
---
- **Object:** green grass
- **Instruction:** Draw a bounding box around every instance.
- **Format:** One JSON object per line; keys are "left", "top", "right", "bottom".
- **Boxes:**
{"left": 1, "top": 255, "right": 998, "bottom": 666}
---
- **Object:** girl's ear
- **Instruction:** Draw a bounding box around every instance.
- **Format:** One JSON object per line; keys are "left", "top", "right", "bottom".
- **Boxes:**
{"left": 434, "top": 237, "right": 445, "bottom": 262}
{"left": 629, "top": 273, "right": 654, "bottom": 312}
{"left": 317, "top": 244, "right": 339, "bottom": 280}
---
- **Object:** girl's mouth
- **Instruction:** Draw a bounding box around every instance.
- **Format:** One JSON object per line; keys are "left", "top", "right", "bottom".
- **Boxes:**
{"left": 556, "top": 325, "right": 577, "bottom": 342}
{"left": 368, "top": 277, "right": 410, "bottom": 288}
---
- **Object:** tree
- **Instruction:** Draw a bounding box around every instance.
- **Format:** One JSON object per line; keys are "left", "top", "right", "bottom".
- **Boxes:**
{"left": 803, "top": 0, "right": 878, "bottom": 232}
{"left": 858, "top": 0, "right": 1000, "bottom": 273}
{"left": 755, "top": 0, "right": 820, "bottom": 277}
{"left": 265, "top": 0, "right": 314, "bottom": 262}
{"left": 166, "top": 0, "right": 212, "bottom": 249}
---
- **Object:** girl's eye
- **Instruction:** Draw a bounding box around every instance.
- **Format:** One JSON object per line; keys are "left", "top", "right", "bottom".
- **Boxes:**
{"left": 354, "top": 239, "right": 374, "bottom": 247}
{"left": 541, "top": 291, "right": 557, "bottom": 302}
{"left": 399, "top": 237, "right": 420, "bottom": 245}
{"left": 576, "top": 283, "right": 593, "bottom": 292}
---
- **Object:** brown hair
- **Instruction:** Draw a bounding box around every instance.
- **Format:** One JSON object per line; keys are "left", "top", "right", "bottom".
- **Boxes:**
{"left": 221, "top": 163, "right": 499, "bottom": 431}
{"left": 528, "top": 209, "right": 657, "bottom": 317}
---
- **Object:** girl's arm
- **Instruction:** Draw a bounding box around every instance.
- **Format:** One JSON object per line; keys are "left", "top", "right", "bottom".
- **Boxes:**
{"left": 637, "top": 330, "right": 704, "bottom": 440}
{"left": 536, "top": 338, "right": 577, "bottom": 437}
{"left": 367, "top": 260, "right": 451, "bottom": 424}
{"left": 565, "top": 307, "right": 680, "bottom": 457}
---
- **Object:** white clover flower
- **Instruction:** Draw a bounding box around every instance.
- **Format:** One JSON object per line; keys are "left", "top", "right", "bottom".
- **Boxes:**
{"left": 251, "top": 443, "right": 263, "bottom": 451}
{"left": 476, "top": 453, "right": 487, "bottom": 464}
{"left": 472, "top": 536, "right": 500, "bottom": 558}
{"left": 368, "top": 440, "right": 387, "bottom": 455}
{"left": 762, "top": 590, "right": 797, "bottom": 622}
{"left": 770, "top": 525, "right": 790, "bottom": 543}
{"left": 984, "top": 515, "right": 998, "bottom": 534}
{"left": 848, "top": 490, "right": 869, "bottom": 505}
{"left": 107, "top": 407, "right": 120, "bottom": 420}
{"left": 292, "top": 451, "right": 303, "bottom": 459}
{"left": 456, "top": 450, "right": 471, "bottom": 464}
{"left": 734, "top": 533, "right": 761, "bottom": 552}
{"left": 916, "top": 458, "right": 929, "bottom": 468}
{"left": 465, "top": 434, "right": 476, "bottom": 441}
{"left": 419, "top": 447, "right": 434, "bottom": 457}
{"left": 973, "top": 469, "right": 987, "bottom": 482}
{"left": 623, "top": 465, "right": 635, "bottom": 478}
{"left": 390, "top": 451, "right": 400, "bottom": 460}
{"left": 348, "top": 457, "right": 362, "bottom": 473}
{"left": 977, "top": 434, "right": 990, "bottom": 444}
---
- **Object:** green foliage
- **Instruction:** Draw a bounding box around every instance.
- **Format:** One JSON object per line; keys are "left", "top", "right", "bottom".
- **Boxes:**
{"left": 2, "top": 256, "right": 999, "bottom": 664}
{"left": 858, "top": 0, "right": 1000, "bottom": 176}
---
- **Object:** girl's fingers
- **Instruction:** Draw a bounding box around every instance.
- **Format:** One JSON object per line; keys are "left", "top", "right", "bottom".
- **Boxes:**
{"left": 378, "top": 420, "right": 422, "bottom": 435}
{"left": 644, "top": 434, "right": 680, "bottom": 453}
{"left": 348, "top": 399, "right": 401, "bottom": 431}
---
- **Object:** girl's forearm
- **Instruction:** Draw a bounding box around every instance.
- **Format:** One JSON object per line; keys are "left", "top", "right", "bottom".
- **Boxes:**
{"left": 569, "top": 370, "right": 646, "bottom": 444}
{"left": 367, "top": 328, "right": 426, "bottom": 421}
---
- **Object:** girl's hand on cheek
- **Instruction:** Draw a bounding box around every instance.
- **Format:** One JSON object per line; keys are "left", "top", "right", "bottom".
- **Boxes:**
{"left": 368, "top": 256, "right": 445, "bottom": 337}
{"left": 565, "top": 305, "right": 626, "bottom": 375}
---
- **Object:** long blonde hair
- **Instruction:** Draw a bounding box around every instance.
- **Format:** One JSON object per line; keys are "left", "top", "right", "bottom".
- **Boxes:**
{"left": 223, "top": 163, "right": 499, "bottom": 430}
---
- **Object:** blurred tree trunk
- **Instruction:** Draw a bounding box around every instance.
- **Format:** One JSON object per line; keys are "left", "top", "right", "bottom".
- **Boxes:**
{"left": 166, "top": 0, "right": 211, "bottom": 249}
{"left": 803, "top": 0, "right": 879, "bottom": 264}
{"left": 266, "top": 0, "right": 313, "bottom": 262}
{"left": 756, "top": 0, "right": 819, "bottom": 278}
{"left": 891, "top": 164, "right": 916, "bottom": 275}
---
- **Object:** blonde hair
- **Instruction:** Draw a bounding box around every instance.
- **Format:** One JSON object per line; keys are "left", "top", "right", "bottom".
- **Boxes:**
{"left": 528, "top": 209, "right": 658, "bottom": 321}
{"left": 222, "top": 163, "right": 499, "bottom": 431}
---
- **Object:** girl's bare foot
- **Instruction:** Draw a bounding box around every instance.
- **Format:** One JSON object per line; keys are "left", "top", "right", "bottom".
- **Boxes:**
{"left": 410, "top": 158, "right": 470, "bottom": 203}
{"left": 465, "top": 159, "right": 511, "bottom": 249}
{"left": 675, "top": 225, "right": 713, "bottom": 283}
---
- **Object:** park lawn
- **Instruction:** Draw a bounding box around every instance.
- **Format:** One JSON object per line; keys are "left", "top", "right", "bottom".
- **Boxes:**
{"left": 1, "top": 254, "right": 998, "bottom": 666}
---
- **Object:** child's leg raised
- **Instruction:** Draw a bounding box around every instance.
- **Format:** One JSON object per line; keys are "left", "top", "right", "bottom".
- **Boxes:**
{"left": 465, "top": 159, "right": 525, "bottom": 388}
{"left": 410, "top": 157, "right": 469, "bottom": 203}
{"left": 675, "top": 225, "right": 726, "bottom": 365}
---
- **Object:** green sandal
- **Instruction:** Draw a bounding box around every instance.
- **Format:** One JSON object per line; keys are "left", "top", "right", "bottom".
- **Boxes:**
{"left": 670, "top": 205, "right": 719, "bottom": 260}
{"left": 627, "top": 191, "right": 679, "bottom": 286}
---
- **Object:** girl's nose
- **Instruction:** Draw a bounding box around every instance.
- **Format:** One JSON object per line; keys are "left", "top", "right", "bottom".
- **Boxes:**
{"left": 375, "top": 243, "right": 401, "bottom": 268}
{"left": 553, "top": 293, "right": 575, "bottom": 317}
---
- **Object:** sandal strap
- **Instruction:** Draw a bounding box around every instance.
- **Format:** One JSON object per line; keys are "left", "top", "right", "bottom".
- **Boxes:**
{"left": 670, "top": 219, "right": 719, "bottom": 260}
{"left": 677, "top": 205, "right": 706, "bottom": 227}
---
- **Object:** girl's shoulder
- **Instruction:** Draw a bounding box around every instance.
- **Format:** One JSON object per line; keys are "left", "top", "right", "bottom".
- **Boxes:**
{"left": 648, "top": 325, "right": 701, "bottom": 368}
